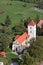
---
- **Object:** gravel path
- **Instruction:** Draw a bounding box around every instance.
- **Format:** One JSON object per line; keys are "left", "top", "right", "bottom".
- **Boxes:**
{"left": 32, "top": 7, "right": 43, "bottom": 13}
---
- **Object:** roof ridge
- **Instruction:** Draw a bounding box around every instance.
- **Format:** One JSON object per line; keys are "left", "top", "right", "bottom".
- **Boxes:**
{"left": 29, "top": 20, "right": 36, "bottom": 26}
{"left": 17, "top": 32, "right": 29, "bottom": 44}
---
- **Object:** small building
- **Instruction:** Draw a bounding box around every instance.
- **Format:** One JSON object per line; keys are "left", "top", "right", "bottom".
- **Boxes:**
{"left": 0, "top": 62, "right": 4, "bottom": 65}
{"left": 37, "top": 20, "right": 43, "bottom": 28}
{"left": 0, "top": 51, "right": 6, "bottom": 57}
{"left": 12, "top": 32, "right": 30, "bottom": 52}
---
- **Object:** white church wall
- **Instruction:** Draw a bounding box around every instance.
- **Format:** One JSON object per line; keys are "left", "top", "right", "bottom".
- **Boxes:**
{"left": 28, "top": 25, "right": 36, "bottom": 39}
{"left": 33, "top": 25, "right": 36, "bottom": 38}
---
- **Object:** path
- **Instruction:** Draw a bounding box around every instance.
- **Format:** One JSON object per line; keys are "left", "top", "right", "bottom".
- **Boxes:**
{"left": 32, "top": 7, "right": 43, "bottom": 13}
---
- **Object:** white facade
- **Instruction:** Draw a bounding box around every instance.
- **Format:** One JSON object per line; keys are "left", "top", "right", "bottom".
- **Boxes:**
{"left": 28, "top": 25, "right": 36, "bottom": 39}
{"left": 12, "top": 21, "right": 36, "bottom": 52}
{"left": 12, "top": 40, "right": 19, "bottom": 51}
{"left": 0, "top": 62, "right": 4, "bottom": 65}
{"left": 12, "top": 38, "right": 30, "bottom": 51}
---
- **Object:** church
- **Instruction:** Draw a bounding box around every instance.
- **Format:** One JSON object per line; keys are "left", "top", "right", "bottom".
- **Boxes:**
{"left": 12, "top": 20, "right": 36, "bottom": 52}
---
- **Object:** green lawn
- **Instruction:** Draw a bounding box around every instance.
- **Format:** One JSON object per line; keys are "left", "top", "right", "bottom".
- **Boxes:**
{"left": 0, "top": 0, "right": 43, "bottom": 29}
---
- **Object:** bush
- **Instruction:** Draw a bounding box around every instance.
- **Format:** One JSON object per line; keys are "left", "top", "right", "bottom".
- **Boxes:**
{"left": 23, "top": 3, "right": 27, "bottom": 7}
{"left": 27, "top": 36, "right": 43, "bottom": 61}
{"left": 6, "top": 53, "right": 19, "bottom": 61}
{"left": 6, "top": 48, "right": 12, "bottom": 52}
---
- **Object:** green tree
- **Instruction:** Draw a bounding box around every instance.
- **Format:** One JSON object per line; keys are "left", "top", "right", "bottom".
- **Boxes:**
{"left": 12, "top": 19, "right": 26, "bottom": 35}
{"left": 35, "top": 14, "right": 40, "bottom": 24}
{"left": 37, "top": 1, "right": 43, "bottom": 9}
{"left": 27, "top": 37, "right": 43, "bottom": 61}
{"left": 23, "top": 52, "right": 34, "bottom": 65}
{"left": 0, "top": 33, "right": 10, "bottom": 51}
{"left": 24, "top": 17, "right": 31, "bottom": 28}
{"left": 0, "top": 42, "right": 3, "bottom": 51}
{"left": 19, "top": 52, "right": 35, "bottom": 65}
{"left": 5, "top": 15, "right": 11, "bottom": 27}
{"left": 41, "top": 23, "right": 43, "bottom": 29}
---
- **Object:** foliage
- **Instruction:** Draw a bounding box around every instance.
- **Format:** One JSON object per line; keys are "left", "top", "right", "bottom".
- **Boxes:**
{"left": 24, "top": 19, "right": 28, "bottom": 28}
{"left": 37, "top": 1, "right": 43, "bottom": 9}
{"left": 6, "top": 53, "right": 19, "bottom": 61}
{"left": 24, "top": 17, "right": 31, "bottom": 28}
{"left": 0, "top": 57, "right": 10, "bottom": 65}
{"left": 5, "top": 15, "right": 11, "bottom": 27}
{"left": 0, "top": 42, "right": 3, "bottom": 51}
{"left": 6, "top": 48, "right": 12, "bottom": 52}
{"left": 37, "top": 27, "right": 43, "bottom": 36}
{"left": 41, "top": 23, "right": 43, "bottom": 29}
{"left": 19, "top": 52, "right": 36, "bottom": 65}
{"left": 27, "top": 36, "right": 43, "bottom": 61}
{"left": 0, "top": 0, "right": 43, "bottom": 65}
{"left": 23, "top": 3, "right": 27, "bottom": 7}
{"left": 12, "top": 20, "right": 26, "bottom": 35}
{"left": 0, "top": 32, "right": 11, "bottom": 51}
{"left": 23, "top": 52, "right": 35, "bottom": 65}
{"left": 0, "top": 33, "right": 7, "bottom": 51}
{"left": 11, "top": 0, "right": 43, "bottom": 4}
{"left": 35, "top": 14, "right": 40, "bottom": 24}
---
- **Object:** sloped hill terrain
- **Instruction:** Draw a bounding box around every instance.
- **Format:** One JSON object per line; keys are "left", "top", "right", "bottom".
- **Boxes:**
{"left": 0, "top": 0, "right": 43, "bottom": 28}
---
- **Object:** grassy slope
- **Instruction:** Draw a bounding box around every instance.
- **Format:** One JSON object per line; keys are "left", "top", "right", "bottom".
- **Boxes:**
{"left": 0, "top": 0, "right": 43, "bottom": 29}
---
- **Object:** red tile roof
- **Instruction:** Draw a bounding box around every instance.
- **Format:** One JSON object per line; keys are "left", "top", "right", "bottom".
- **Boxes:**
{"left": 15, "top": 35, "right": 20, "bottom": 40}
{"left": 17, "top": 32, "right": 29, "bottom": 44}
{"left": 37, "top": 20, "right": 43, "bottom": 28}
{"left": 0, "top": 51, "right": 6, "bottom": 56}
{"left": 29, "top": 20, "right": 36, "bottom": 26}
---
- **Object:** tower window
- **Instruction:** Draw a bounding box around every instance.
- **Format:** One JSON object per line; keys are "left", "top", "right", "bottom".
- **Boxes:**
{"left": 30, "top": 27, "right": 32, "bottom": 29}
{"left": 30, "top": 31, "right": 32, "bottom": 33}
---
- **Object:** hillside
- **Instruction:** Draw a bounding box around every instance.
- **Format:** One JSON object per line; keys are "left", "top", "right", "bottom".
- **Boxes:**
{"left": 0, "top": 1, "right": 43, "bottom": 65}
{"left": 0, "top": 0, "right": 43, "bottom": 28}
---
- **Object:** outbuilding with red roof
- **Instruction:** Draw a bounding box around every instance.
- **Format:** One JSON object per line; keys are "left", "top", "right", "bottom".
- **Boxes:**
{"left": 37, "top": 20, "right": 43, "bottom": 28}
